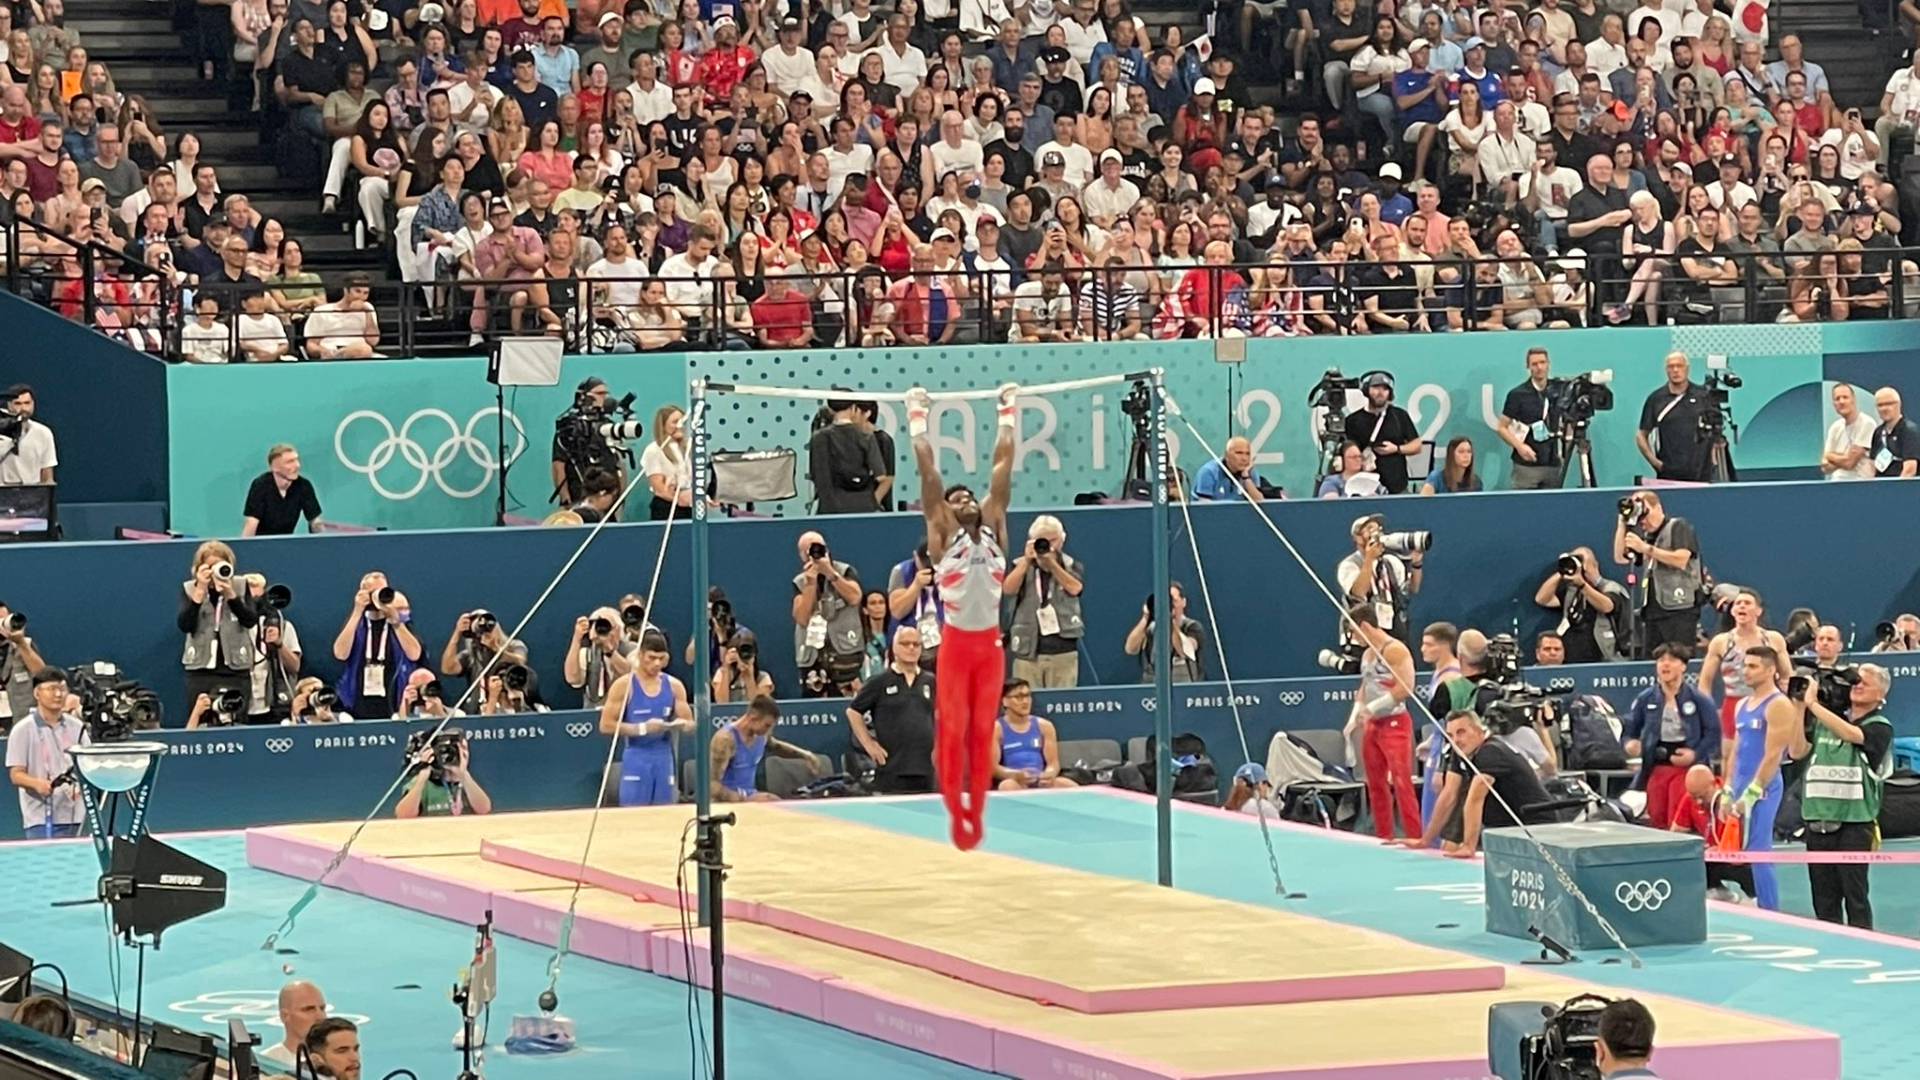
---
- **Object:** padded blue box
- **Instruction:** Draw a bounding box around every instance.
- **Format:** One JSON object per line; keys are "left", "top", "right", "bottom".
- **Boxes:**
{"left": 1483, "top": 822, "right": 1706, "bottom": 950}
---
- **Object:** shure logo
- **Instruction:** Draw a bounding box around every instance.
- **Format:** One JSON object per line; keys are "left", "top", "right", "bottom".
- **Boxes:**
{"left": 159, "top": 874, "right": 204, "bottom": 886}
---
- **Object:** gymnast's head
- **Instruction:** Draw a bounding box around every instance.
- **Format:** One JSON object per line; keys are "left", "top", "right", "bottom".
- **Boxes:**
{"left": 639, "top": 629, "right": 671, "bottom": 674}
{"left": 945, "top": 482, "right": 980, "bottom": 526}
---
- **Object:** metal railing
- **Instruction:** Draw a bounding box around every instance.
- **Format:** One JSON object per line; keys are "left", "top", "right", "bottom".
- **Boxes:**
{"left": 1, "top": 211, "right": 181, "bottom": 355}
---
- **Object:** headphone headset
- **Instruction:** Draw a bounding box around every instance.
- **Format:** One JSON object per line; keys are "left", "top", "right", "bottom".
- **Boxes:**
{"left": 1359, "top": 370, "right": 1395, "bottom": 400}
{"left": 17, "top": 964, "right": 75, "bottom": 1040}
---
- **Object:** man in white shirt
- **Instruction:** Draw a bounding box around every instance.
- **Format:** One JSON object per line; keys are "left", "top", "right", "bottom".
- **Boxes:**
{"left": 658, "top": 224, "right": 720, "bottom": 320}
{"left": 628, "top": 52, "right": 673, "bottom": 126}
{"left": 1476, "top": 100, "right": 1535, "bottom": 198}
{"left": 822, "top": 117, "right": 875, "bottom": 197}
{"left": 1520, "top": 139, "right": 1582, "bottom": 254}
{"left": 0, "top": 384, "right": 53, "bottom": 486}
{"left": 233, "top": 289, "right": 291, "bottom": 362}
{"left": 1584, "top": 15, "right": 1628, "bottom": 77}
{"left": 181, "top": 294, "right": 232, "bottom": 364}
{"left": 1703, "top": 154, "right": 1756, "bottom": 212}
{"left": 1624, "top": 0, "right": 1678, "bottom": 45}
{"left": 1875, "top": 55, "right": 1920, "bottom": 168}
{"left": 259, "top": 981, "right": 329, "bottom": 1068}
{"left": 1821, "top": 383, "right": 1877, "bottom": 481}
{"left": 762, "top": 17, "right": 815, "bottom": 96}
{"left": 1080, "top": 148, "right": 1139, "bottom": 226}
{"left": 869, "top": 13, "right": 928, "bottom": 95}
{"left": 447, "top": 60, "right": 502, "bottom": 138}
{"left": 587, "top": 222, "right": 646, "bottom": 323}
{"left": 1058, "top": 0, "right": 1107, "bottom": 68}
{"left": 304, "top": 272, "right": 383, "bottom": 359}
{"left": 1035, "top": 113, "right": 1095, "bottom": 188}
{"left": 1010, "top": 263, "right": 1076, "bottom": 342}
{"left": 927, "top": 110, "right": 983, "bottom": 185}
{"left": 1552, "top": 40, "right": 1591, "bottom": 96}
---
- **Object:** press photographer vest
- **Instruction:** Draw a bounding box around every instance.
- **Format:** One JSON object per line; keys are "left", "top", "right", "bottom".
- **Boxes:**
{"left": 1642, "top": 518, "right": 1703, "bottom": 613}
{"left": 1801, "top": 709, "right": 1892, "bottom": 824}
{"left": 1007, "top": 554, "right": 1085, "bottom": 660}
{"left": 792, "top": 562, "right": 864, "bottom": 667}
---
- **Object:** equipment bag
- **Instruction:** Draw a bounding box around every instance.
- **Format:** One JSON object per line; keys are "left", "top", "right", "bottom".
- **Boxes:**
{"left": 1560, "top": 694, "right": 1628, "bottom": 771}
{"left": 1880, "top": 770, "right": 1920, "bottom": 840}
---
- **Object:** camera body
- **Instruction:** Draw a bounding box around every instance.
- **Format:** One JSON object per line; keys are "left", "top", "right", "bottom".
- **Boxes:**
{"left": 1545, "top": 371, "right": 1615, "bottom": 426}
{"left": 1307, "top": 368, "right": 1361, "bottom": 442}
{"left": 622, "top": 601, "right": 648, "bottom": 629}
{"left": 1316, "top": 644, "right": 1363, "bottom": 676}
{"left": 67, "top": 661, "right": 161, "bottom": 741}
{"left": 590, "top": 615, "right": 615, "bottom": 638}
{"left": 1616, "top": 495, "right": 1647, "bottom": 529}
{"left": 1515, "top": 994, "right": 1609, "bottom": 1080}
{"left": 1118, "top": 380, "right": 1153, "bottom": 432}
{"left": 807, "top": 541, "right": 828, "bottom": 560}
{"left": 1556, "top": 552, "right": 1582, "bottom": 577}
{"left": 468, "top": 611, "right": 498, "bottom": 638}
{"left": 212, "top": 686, "right": 246, "bottom": 724}
{"left": 405, "top": 727, "right": 466, "bottom": 780}
{"left": 1787, "top": 662, "right": 1859, "bottom": 719}
{"left": 1033, "top": 536, "right": 1052, "bottom": 555}
{"left": 502, "top": 663, "right": 531, "bottom": 693}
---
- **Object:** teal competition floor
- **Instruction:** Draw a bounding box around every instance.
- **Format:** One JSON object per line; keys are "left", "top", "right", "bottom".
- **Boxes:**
{"left": 803, "top": 790, "right": 1920, "bottom": 1079}
{"left": 0, "top": 835, "right": 995, "bottom": 1080}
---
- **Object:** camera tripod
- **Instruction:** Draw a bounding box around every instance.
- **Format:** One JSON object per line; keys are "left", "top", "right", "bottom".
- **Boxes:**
{"left": 1705, "top": 426, "right": 1737, "bottom": 484}
{"left": 1557, "top": 422, "right": 1599, "bottom": 489}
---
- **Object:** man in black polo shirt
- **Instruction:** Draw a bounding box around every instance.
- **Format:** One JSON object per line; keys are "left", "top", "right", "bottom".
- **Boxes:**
{"left": 845, "top": 624, "right": 935, "bottom": 793}
{"left": 1635, "top": 350, "right": 1711, "bottom": 483}
{"left": 243, "top": 444, "right": 323, "bottom": 536}
{"left": 1498, "top": 346, "right": 1563, "bottom": 489}
{"left": 1439, "top": 708, "right": 1553, "bottom": 858}
{"left": 1870, "top": 387, "right": 1920, "bottom": 479}
{"left": 275, "top": 19, "right": 340, "bottom": 140}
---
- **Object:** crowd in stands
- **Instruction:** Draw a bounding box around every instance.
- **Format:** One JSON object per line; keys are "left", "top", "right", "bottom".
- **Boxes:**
{"left": 0, "top": 0, "right": 1918, "bottom": 356}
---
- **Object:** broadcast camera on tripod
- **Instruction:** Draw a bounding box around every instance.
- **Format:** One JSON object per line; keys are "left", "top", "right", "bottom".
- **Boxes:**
{"left": 1544, "top": 370, "right": 1614, "bottom": 488}
{"left": 552, "top": 383, "right": 642, "bottom": 506}
{"left": 1118, "top": 380, "right": 1174, "bottom": 500}
{"left": 1699, "top": 357, "right": 1742, "bottom": 484}
{"left": 1307, "top": 368, "right": 1362, "bottom": 486}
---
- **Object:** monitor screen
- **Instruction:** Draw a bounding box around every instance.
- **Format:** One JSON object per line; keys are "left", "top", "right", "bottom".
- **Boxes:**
{"left": 139, "top": 1045, "right": 212, "bottom": 1080}
{"left": 0, "top": 484, "right": 55, "bottom": 541}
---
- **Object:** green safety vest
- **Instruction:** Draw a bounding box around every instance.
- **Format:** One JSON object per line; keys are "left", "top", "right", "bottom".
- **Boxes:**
{"left": 1800, "top": 710, "right": 1893, "bottom": 824}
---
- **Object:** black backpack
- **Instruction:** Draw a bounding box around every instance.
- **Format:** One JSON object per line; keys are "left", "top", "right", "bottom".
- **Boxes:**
{"left": 1560, "top": 694, "right": 1628, "bottom": 771}
{"left": 824, "top": 427, "right": 875, "bottom": 492}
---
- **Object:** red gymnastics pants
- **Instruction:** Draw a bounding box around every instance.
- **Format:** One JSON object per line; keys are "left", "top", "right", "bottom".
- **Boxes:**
{"left": 1644, "top": 760, "right": 1691, "bottom": 830}
{"left": 1362, "top": 711, "right": 1422, "bottom": 841}
{"left": 935, "top": 624, "right": 1003, "bottom": 850}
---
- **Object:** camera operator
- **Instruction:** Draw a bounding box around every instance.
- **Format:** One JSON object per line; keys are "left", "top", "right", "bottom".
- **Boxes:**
{"left": 847, "top": 625, "right": 937, "bottom": 794}
{"left": 1871, "top": 613, "right": 1920, "bottom": 652}
{"left": 1869, "top": 387, "right": 1920, "bottom": 478}
{"left": 791, "top": 531, "right": 866, "bottom": 697}
{"left": 287, "top": 677, "right": 351, "bottom": 722}
{"left": 1341, "top": 372, "right": 1422, "bottom": 494}
{"left": 1612, "top": 490, "right": 1702, "bottom": 654}
{"left": 1498, "top": 347, "right": 1564, "bottom": 490}
{"left": 809, "top": 396, "right": 891, "bottom": 514}
{"left": 551, "top": 377, "right": 629, "bottom": 509}
{"left": 599, "top": 630, "right": 696, "bottom": 806}
{"left": 1338, "top": 514, "right": 1422, "bottom": 646}
{"left": 394, "top": 670, "right": 460, "bottom": 720}
{"left": 1438, "top": 708, "right": 1555, "bottom": 859}
{"left": 0, "top": 601, "right": 48, "bottom": 723}
{"left": 0, "top": 384, "right": 56, "bottom": 485}
{"left": 1794, "top": 661, "right": 1893, "bottom": 929}
{"left": 711, "top": 628, "right": 775, "bottom": 703}
{"left": 242, "top": 575, "right": 301, "bottom": 724}
{"left": 1700, "top": 589, "right": 1790, "bottom": 745}
{"left": 396, "top": 732, "right": 493, "bottom": 818}
{"left": 330, "top": 571, "right": 424, "bottom": 719}
{"left": 5, "top": 668, "right": 85, "bottom": 838}
{"left": 1005, "top": 515, "right": 1085, "bottom": 689}
{"left": 711, "top": 695, "right": 823, "bottom": 802}
{"left": 1346, "top": 603, "right": 1422, "bottom": 841}
{"left": 887, "top": 541, "right": 946, "bottom": 670}
{"left": 564, "top": 606, "right": 636, "bottom": 708}
{"left": 1533, "top": 546, "right": 1631, "bottom": 663}
{"left": 179, "top": 540, "right": 260, "bottom": 720}
{"left": 1595, "top": 999, "right": 1660, "bottom": 1080}
{"left": 240, "top": 443, "right": 324, "bottom": 536}
{"left": 440, "top": 608, "right": 532, "bottom": 698}
{"left": 1124, "top": 582, "right": 1206, "bottom": 683}
{"left": 1621, "top": 644, "right": 1719, "bottom": 827}
{"left": 1635, "top": 351, "right": 1712, "bottom": 483}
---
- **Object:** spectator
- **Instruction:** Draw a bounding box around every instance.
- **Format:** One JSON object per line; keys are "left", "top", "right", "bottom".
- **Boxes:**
{"left": 1004, "top": 514, "right": 1084, "bottom": 688}
{"left": 233, "top": 288, "right": 290, "bottom": 361}
{"left": 846, "top": 625, "right": 936, "bottom": 792}
{"left": 1421, "top": 435, "right": 1484, "bottom": 494}
{"left": 750, "top": 264, "right": 813, "bottom": 345}
{"left": 319, "top": 59, "right": 375, "bottom": 216}
{"left": 304, "top": 271, "right": 382, "bottom": 358}
{"left": 5, "top": 668, "right": 85, "bottom": 838}
{"left": 241, "top": 443, "right": 323, "bottom": 537}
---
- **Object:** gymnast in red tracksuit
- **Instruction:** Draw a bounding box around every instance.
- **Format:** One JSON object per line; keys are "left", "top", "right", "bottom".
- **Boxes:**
{"left": 905, "top": 383, "right": 1016, "bottom": 851}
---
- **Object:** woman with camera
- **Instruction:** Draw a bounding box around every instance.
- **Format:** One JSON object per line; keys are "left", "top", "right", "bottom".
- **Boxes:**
{"left": 178, "top": 540, "right": 260, "bottom": 719}
{"left": 711, "top": 628, "right": 775, "bottom": 703}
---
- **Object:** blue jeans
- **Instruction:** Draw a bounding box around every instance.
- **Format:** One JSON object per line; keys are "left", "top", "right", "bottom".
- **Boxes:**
{"left": 24, "top": 823, "right": 81, "bottom": 839}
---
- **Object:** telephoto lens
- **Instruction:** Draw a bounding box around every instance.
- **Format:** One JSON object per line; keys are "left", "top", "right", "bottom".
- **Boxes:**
{"left": 809, "top": 541, "right": 828, "bottom": 559}
{"left": 3, "top": 612, "right": 24, "bottom": 633}
{"left": 377, "top": 586, "right": 397, "bottom": 605}
{"left": 212, "top": 560, "right": 235, "bottom": 580}
{"left": 621, "top": 602, "right": 647, "bottom": 627}
{"left": 591, "top": 616, "right": 615, "bottom": 637}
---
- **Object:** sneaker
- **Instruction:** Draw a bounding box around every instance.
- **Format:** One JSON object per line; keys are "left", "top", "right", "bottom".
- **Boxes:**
{"left": 1706, "top": 887, "right": 1734, "bottom": 903}
{"left": 1603, "top": 302, "right": 1630, "bottom": 325}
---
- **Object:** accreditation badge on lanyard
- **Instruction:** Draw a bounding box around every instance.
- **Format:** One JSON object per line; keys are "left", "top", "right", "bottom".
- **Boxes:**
{"left": 1034, "top": 571, "right": 1060, "bottom": 637}
{"left": 805, "top": 612, "right": 829, "bottom": 650}
{"left": 917, "top": 587, "right": 943, "bottom": 648}
{"left": 362, "top": 621, "right": 389, "bottom": 699}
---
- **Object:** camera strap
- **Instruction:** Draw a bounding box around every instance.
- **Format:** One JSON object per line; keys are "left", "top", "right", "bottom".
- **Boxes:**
{"left": 1366, "top": 409, "right": 1388, "bottom": 449}
{"left": 1653, "top": 390, "right": 1687, "bottom": 428}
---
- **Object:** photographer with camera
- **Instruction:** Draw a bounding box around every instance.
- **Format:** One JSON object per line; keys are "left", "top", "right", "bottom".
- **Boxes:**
{"left": 185, "top": 685, "right": 255, "bottom": 727}
{"left": 1793, "top": 661, "right": 1893, "bottom": 928}
{"left": 1338, "top": 514, "right": 1424, "bottom": 646}
{"left": 242, "top": 575, "right": 301, "bottom": 724}
{"left": 1868, "top": 386, "right": 1920, "bottom": 479}
{"left": 394, "top": 670, "right": 459, "bottom": 720}
{"left": 563, "top": 606, "right": 636, "bottom": 708}
{"left": 440, "top": 609, "right": 531, "bottom": 698}
{"left": 1498, "top": 347, "right": 1565, "bottom": 490}
{"left": 396, "top": 729, "right": 493, "bottom": 818}
{"left": 1595, "top": 998, "right": 1660, "bottom": 1079}
{"left": 1341, "top": 372, "right": 1422, "bottom": 494}
{"left": 0, "top": 384, "right": 57, "bottom": 485}
{"left": 1612, "top": 490, "right": 1702, "bottom": 654}
{"left": 5, "top": 668, "right": 86, "bottom": 838}
{"left": 178, "top": 540, "right": 261, "bottom": 720}
{"left": 1701, "top": 589, "right": 1791, "bottom": 746}
{"left": 810, "top": 396, "right": 891, "bottom": 515}
{"left": 1124, "top": 583, "right": 1206, "bottom": 683}
{"left": 1534, "top": 546, "right": 1631, "bottom": 663}
{"left": 0, "top": 601, "right": 48, "bottom": 723}
{"left": 887, "top": 542, "right": 947, "bottom": 671}
{"left": 686, "top": 587, "right": 741, "bottom": 676}
{"left": 279, "top": 678, "right": 349, "bottom": 723}
{"left": 551, "top": 377, "right": 631, "bottom": 511}
{"left": 479, "top": 665, "right": 547, "bottom": 715}
{"left": 791, "top": 530, "right": 866, "bottom": 698}
{"left": 1005, "top": 515, "right": 1086, "bottom": 689}
{"left": 1871, "top": 614, "right": 1920, "bottom": 652}
{"left": 599, "top": 630, "right": 695, "bottom": 806}
{"left": 1621, "top": 644, "right": 1719, "bottom": 827}
{"left": 330, "top": 571, "right": 424, "bottom": 720}
{"left": 711, "top": 628, "right": 775, "bottom": 703}
{"left": 1634, "top": 351, "right": 1712, "bottom": 483}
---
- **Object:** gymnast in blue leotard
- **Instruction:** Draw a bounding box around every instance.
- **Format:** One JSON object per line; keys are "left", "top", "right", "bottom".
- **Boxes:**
{"left": 598, "top": 629, "right": 694, "bottom": 806}
{"left": 1727, "top": 645, "right": 1811, "bottom": 911}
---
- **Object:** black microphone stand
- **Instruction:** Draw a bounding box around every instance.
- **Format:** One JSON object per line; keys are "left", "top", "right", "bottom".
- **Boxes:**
{"left": 692, "top": 813, "right": 735, "bottom": 1079}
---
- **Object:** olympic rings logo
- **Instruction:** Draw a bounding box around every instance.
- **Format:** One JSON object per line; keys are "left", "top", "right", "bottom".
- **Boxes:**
{"left": 1614, "top": 879, "right": 1672, "bottom": 912}
{"left": 168, "top": 991, "right": 370, "bottom": 1027}
{"left": 564, "top": 722, "right": 595, "bottom": 739}
{"left": 264, "top": 738, "right": 294, "bottom": 754}
{"left": 1140, "top": 696, "right": 1156, "bottom": 711}
{"left": 1278, "top": 691, "right": 1306, "bottom": 706}
{"left": 334, "top": 408, "right": 528, "bottom": 501}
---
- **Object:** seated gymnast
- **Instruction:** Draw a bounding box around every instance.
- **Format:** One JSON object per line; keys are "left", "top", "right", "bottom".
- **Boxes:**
{"left": 992, "top": 679, "right": 1077, "bottom": 790}
{"left": 710, "top": 694, "right": 824, "bottom": 802}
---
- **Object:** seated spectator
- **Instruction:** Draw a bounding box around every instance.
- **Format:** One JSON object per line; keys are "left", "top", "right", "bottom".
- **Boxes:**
{"left": 180, "top": 292, "right": 231, "bottom": 363}
{"left": 304, "top": 271, "right": 383, "bottom": 358}
{"left": 1421, "top": 436, "right": 1484, "bottom": 494}
{"left": 749, "top": 265, "right": 813, "bottom": 345}
{"left": 233, "top": 288, "right": 291, "bottom": 361}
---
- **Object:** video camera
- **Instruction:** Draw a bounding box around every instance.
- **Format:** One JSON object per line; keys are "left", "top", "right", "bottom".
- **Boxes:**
{"left": 1118, "top": 380, "right": 1153, "bottom": 434}
{"left": 1545, "top": 370, "right": 1615, "bottom": 427}
{"left": 1515, "top": 993, "right": 1610, "bottom": 1080}
{"left": 1700, "top": 368, "right": 1742, "bottom": 441}
{"left": 405, "top": 727, "right": 466, "bottom": 780}
{"left": 1308, "top": 368, "right": 1361, "bottom": 449}
{"left": 66, "top": 661, "right": 161, "bottom": 741}
{"left": 553, "top": 384, "right": 639, "bottom": 499}
{"left": 1788, "top": 662, "right": 1860, "bottom": 721}
{"left": 0, "top": 412, "right": 24, "bottom": 441}
{"left": 1480, "top": 634, "right": 1550, "bottom": 736}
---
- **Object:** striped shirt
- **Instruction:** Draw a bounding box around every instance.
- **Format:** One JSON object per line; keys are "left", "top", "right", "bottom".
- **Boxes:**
{"left": 1077, "top": 280, "right": 1141, "bottom": 336}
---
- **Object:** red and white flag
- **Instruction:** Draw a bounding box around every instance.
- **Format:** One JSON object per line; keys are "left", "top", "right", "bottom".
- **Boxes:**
{"left": 1732, "top": 0, "right": 1770, "bottom": 45}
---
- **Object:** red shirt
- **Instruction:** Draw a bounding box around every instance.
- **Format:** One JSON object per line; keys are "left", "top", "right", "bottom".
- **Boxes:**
{"left": 0, "top": 114, "right": 41, "bottom": 146}
{"left": 695, "top": 45, "right": 755, "bottom": 107}
{"left": 750, "top": 291, "right": 811, "bottom": 344}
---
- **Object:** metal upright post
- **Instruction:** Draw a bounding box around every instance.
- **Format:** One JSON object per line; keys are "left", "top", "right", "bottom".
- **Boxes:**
{"left": 689, "top": 380, "right": 714, "bottom": 924}
{"left": 1149, "top": 368, "right": 1174, "bottom": 887}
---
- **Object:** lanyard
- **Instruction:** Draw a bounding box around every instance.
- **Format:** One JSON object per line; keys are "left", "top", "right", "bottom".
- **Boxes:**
{"left": 364, "top": 618, "right": 388, "bottom": 664}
